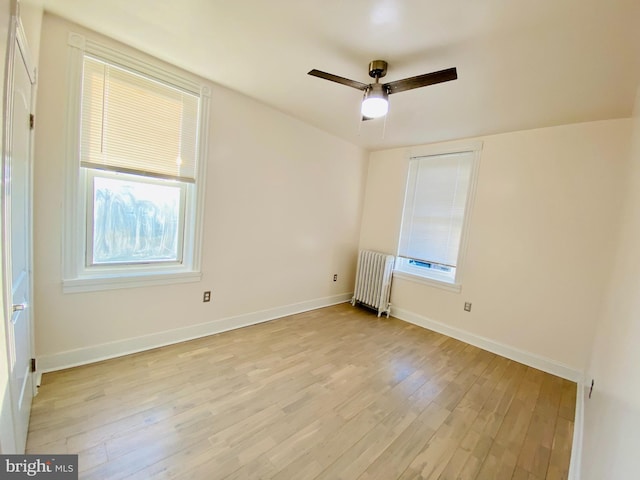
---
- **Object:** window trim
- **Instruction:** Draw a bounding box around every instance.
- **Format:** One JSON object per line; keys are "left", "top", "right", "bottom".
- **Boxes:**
{"left": 62, "top": 32, "right": 210, "bottom": 293}
{"left": 394, "top": 139, "right": 482, "bottom": 292}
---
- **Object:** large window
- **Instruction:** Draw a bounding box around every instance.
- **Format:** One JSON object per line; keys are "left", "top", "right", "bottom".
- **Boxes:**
{"left": 63, "top": 34, "right": 209, "bottom": 292}
{"left": 396, "top": 143, "right": 480, "bottom": 290}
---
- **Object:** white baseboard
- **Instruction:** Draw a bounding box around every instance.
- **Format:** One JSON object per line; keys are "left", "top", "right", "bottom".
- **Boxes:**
{"left": 390, "top": 306, "right": 584, "bottom": 382}
{"left": 38, "top": 293, "right": 353, "bottom": 373}
{"left": 568, "top": 380, "right": 585, "bottom": 480}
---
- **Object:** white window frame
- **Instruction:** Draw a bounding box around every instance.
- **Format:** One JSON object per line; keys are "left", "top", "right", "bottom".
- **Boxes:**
{"left": 62, "top": 33, "right": 210, "bottom": 293}
{"left": 394, "top": 140, "right": 482, "bottom": 293}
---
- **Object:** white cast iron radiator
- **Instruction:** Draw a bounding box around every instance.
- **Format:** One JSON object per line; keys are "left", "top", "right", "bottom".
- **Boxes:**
{"left": 351, "top": 250, "right": 395, "bottom": 317}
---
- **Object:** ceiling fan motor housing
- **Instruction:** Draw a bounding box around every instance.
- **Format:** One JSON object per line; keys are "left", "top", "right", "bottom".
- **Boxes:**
{"left": 368, "top": 60, "right": 388, "bottom": 79}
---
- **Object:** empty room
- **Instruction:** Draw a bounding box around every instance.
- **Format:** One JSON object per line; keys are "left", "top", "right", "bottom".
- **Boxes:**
{"left": 0, "top": 0, "right": 639, "bottom": 479}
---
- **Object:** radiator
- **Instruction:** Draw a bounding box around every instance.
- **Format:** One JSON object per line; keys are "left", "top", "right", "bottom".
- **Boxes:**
{"left": 351, "top": 250, "right": 395, "bottom": 317}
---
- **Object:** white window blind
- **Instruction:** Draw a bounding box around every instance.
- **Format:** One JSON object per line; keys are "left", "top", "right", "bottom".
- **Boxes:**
{"left": 399, "top": 151, "right": 473, "bottom": 268}
{"left": 81, "top": 55, "right": 199, "bottom": 182}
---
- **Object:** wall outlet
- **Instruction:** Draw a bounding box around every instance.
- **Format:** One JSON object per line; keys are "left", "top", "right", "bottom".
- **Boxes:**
{"left": 333, "top": 274, "right": 338, "bottom": 282}
{"left": 203, "top": 291, "right": 211, "bottom": 302}
{"left": 464, "top": 302, "right": 472, "bottom": 312}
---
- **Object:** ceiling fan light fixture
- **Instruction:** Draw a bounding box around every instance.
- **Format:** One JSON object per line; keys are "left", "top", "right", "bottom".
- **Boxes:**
{"left": 361, "top": 84, "right": 389, "bottom": 118}
{"left": 308, "top": 61, "right": 457, "bottom": 120}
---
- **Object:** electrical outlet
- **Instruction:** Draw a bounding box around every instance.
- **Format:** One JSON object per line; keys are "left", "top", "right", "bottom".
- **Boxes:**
{"left": 464, "top": 302, "right": 472, "bottom": 312}
{"left": 333, "top": 274, "right": 338, "bottom": 282}
{"left": 203, "top": 291, "right": 211, "bottom": 302}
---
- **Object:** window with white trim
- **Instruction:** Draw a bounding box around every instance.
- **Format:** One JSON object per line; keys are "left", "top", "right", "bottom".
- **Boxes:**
{"left": 395, "top": 144, "right": 480, "bottom": 290}
{"left": 63, "top": 35, "right": 209, "bottom": 293}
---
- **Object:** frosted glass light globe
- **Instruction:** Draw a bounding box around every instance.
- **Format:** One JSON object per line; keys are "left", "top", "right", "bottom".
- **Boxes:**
{"left": 361, "top": 97, "right": 389, "bottom": 118}
{"left": 361, "top": 83, "right": 389, "bottom": 119}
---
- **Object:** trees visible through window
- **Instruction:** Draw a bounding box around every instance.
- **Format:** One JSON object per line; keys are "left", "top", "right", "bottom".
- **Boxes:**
{"left": 90, "top": 174, "right": 184, "bottom": 265}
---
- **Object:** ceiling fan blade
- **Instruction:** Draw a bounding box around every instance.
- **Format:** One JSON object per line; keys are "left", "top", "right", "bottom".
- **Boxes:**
{"left": 308, "top": 69, "right": 369, "bottom": 91}
{"left": 384, "top": 67, "right": 457, "bottom": 95}
{"left": 361, "top": 116, "right": 374, "bottom": 122}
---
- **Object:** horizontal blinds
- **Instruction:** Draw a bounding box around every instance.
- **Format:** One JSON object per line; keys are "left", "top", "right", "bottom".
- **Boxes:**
{"left": 81, "top": 56, "right": 199, "bottom": 183}
{"left": 399, "top": 151, "right": 473, "bottom": 267}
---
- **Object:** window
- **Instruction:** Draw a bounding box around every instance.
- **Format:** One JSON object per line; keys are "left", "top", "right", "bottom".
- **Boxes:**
{"left": 88, "top": 172, "right": 186, "bottom": 265}
{"left": 395, "top": 142, "right": 481, "bottom": 291}
{"left": 63, "top": 34, "right": 210, "bottom": 292}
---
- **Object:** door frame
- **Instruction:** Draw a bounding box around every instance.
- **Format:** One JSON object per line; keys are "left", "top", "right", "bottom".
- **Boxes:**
{"left": 1, "top": 0, "right": 36, "bottom": 453}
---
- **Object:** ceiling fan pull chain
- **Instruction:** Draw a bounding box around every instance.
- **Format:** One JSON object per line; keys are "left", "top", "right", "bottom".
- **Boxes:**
{"left": 382, "top": 111, "right": 388, "bottom": 139}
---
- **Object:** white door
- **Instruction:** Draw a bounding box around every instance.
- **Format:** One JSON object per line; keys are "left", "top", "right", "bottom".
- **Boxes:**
{"left": 3, "top": 15, "right": 35, "bottom": 454}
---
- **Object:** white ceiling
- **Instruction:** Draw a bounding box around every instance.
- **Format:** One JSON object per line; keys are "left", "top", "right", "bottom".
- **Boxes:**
{"left": 39, "top": 0, "right": 640, "bottom": 151}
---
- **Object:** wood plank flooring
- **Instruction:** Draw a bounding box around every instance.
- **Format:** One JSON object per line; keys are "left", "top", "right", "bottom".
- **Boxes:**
{"left": 26, "top": 303, "right": 575, "bottom": 479}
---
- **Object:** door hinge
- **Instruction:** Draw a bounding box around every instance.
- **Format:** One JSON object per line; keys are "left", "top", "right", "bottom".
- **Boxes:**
{"left": 29, "top": 114, "right": 34, "bottom": 130}
{"left": 31, "top": 358, "right": 36, "bottom": 373}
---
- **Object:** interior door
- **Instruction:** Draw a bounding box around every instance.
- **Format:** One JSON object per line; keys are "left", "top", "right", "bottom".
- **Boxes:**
{"left": 3, "top": 15, "right": 35, "bottom": 454}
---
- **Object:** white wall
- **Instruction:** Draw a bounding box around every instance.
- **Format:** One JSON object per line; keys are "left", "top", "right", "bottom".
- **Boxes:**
{"left": 359, "top": 119, "right": 632, "bottom": 375}
{"left": 581, "top": 89, "right": 640, "bottom": 479}
{"left": 32, "top": 14, "right": 368, "bottom": 367}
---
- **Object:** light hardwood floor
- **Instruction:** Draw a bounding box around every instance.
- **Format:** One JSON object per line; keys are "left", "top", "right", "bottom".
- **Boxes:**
{"left": 27, "top": 303, "right": 575, "bottom": 479}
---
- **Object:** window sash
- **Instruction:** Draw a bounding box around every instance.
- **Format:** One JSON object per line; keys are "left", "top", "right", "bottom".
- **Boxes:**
{"left": 399, "top": 151, "right": 474, "bottom": 269}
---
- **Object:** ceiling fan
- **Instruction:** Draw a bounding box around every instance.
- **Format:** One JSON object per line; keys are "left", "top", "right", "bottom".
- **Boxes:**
{"left": 308, "top": 60, "right": 457, "bottom": 119}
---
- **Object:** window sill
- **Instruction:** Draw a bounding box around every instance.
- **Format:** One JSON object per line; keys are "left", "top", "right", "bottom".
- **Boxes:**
{"left": 63, "top": 270, "right": 202, "bottom": 293}
{"left": 393, "top": 270, "right": 462, "bottom": 293}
